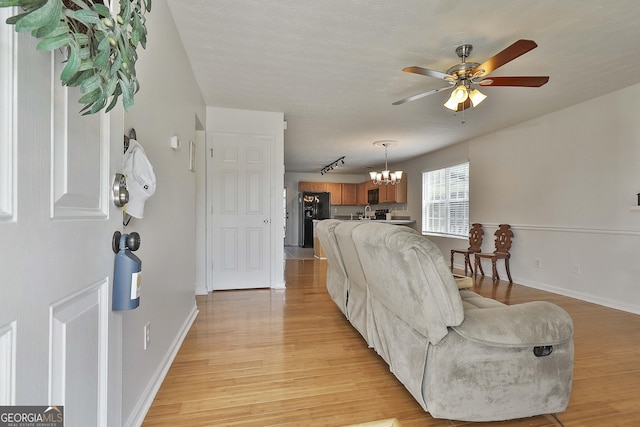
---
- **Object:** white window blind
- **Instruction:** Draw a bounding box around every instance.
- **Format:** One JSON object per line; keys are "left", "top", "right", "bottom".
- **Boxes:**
{"left": 422, "top": 162, "right": 469, "bottom": 237}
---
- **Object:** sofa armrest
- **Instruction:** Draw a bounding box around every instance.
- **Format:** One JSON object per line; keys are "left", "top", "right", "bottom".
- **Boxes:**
{"left": 451, "top": 301, "right": 573, "bottom": 347}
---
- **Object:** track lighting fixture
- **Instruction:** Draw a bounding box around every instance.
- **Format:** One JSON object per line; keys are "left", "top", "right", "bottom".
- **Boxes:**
{"left": 320, "top": 156, "right": 345, "bottom": 175}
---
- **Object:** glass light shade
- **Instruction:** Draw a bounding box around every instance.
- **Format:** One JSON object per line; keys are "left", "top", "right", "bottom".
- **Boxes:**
{"left": 382, "top": 170, "right": 390, "bottom": 179}
{"left": 444, "top": 94, "right": 460, "bottom": 111}
{"left": 369, "top": 171, "right": 377, "bottom": 180}
{"left": 394, "top": 170, "right": 403, "bottom": 180}
{"left": 452, "top": 84, "right": 468, "bottom": 102}
{"left": 376, "top": 172, "right": 382, "bottom": 181}
{"left": 469, "top": 89, "right": 487, "bottom": 107}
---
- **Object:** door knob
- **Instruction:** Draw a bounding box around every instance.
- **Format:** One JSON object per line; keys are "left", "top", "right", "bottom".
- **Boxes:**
{"left": 112, "top": 173, "right": 129, "bottom": 207}
{"left": 264, "top": 219, "right": 270, "bottom": 224}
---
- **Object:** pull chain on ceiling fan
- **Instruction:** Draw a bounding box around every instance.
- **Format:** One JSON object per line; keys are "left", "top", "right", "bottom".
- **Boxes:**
{"left": 393, "top": 39, "right": 549, "bottom": 112}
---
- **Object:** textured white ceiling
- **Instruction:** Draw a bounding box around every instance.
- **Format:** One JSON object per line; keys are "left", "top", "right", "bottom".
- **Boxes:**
{"left": 166, "top": 0, "right": 640, "bottom": 175}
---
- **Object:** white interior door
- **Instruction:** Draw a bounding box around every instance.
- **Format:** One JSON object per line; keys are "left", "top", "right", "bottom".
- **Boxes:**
{"left": 0, "top": 28, "right": 123, "bottom": 426}
{"left": 208, "top": 132, "right": 272, "bottom": 290}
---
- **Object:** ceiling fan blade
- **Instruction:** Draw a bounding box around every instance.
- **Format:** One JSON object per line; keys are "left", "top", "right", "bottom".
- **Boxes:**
{"left": 478, "top": 76, "right": 549, "bottom": 87}
{"left": 455, "top": 97, "right": 472, "bottom": 112}
{"left": 402, "top": 66, "right": 456, "bottom": 82}
{"left": 393, "top": 86, "right": 453, "bottom": 106}
{"left": 472, "top": 39, "right": 538, "bottom": 77}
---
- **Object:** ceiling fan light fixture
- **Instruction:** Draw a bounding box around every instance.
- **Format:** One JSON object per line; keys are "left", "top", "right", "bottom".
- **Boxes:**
{"left": 444, "top": 94, "right": 460, "bottom": 110}
{"left": 469, "top": 88, "right": 487, "bottom": 107}
{"left": 452, "top": 84, "right": 468, "bottom": 102}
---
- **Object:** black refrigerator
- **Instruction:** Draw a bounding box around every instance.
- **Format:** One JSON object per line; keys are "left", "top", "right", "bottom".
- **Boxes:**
{"left": 300, "top": 192, "right": 331, "bottom": 247}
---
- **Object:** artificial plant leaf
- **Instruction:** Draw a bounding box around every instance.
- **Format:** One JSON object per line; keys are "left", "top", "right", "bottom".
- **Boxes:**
{"left": 92, "top": 3, "right": 111, "bottom": 18}
{"left": 104, "top": 96, "right": 119, "bottom": 113}
{"left": 5, "top": 11, "right": 30, "bottom": 25}
{"left": 77, "top": 58, "right": 94, "bottom": 72}
{"left": 60, "top": 44, "right": 80, "bottom": 83}
{"left": 72, "top": 32, "right": 89, "bottom": 46}
{"left": 73, "top": 9, "right": 100, "bottom": 25}
{"left": 78, "top": 86, "right": 101, "bottom": 104}
{"left": 67, "top": 69, "right": 92, "bottom": 87}
{"left": 33, "top": 19, "right": 68, "bottom": 38}
{"left": 15, "top": 0, "right": 61, "bottom": 33}
{"left": 0, "top": 0, "right": 34, "bottom": 6}
{"left": 36, "top": 33, "right": 71, "bottom": 50}
{"left": 93, "top": 45, "right": 110, "bottom": 68}
{"left": 80, "top": 73, "right": 101, "bottom": 94}
{"left": 87, "top": 96, "right": 106, "bottom": 115}
{"left": 77, "top": 45, "right": 91, "bottom": 59}
{"left": 103, "top": 73, "right": 118, "bottom": 98}
{"left": 31, "top": 12, "right": 62, "bottom": 38}
{"left": 97, "top": 32, "right": 110, "bottom": 51}
{"left": 110, "top": 51, "right": 122, "bottom": 75}
{"left": 120, "top": 0, "right": 131, "bottom": 22}
{"left": 67, "top": 0, "right": 89, "bottom": 10}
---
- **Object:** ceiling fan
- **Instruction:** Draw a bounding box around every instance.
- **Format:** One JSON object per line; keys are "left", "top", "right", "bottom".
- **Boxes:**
{"left": 393, "top": 39, "right": 549, "bottom": 111}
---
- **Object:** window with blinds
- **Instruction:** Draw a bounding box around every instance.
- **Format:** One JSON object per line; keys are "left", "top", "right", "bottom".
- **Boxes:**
{"left": 422, "top": 162, "right": 469, "bottom": 237}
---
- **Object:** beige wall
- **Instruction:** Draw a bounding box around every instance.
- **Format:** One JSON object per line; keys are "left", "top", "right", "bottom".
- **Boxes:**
{"left": 396, "top": 82, "right": 640, "bottom": 314}
{"left": 121, "top": 0, "right": 206, "bottom": 423}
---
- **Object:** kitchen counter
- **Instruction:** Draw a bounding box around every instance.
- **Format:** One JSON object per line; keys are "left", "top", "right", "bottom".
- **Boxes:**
{"left": 326, "top": 218, "right": 415, "bottom": 225}
{"left": 349, "top": 219, "right": 415, "bottom": 225}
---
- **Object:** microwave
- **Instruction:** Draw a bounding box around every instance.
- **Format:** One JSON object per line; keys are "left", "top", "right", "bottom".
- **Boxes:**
{"left": 367, "top": 188, "right": 379, "bottom": 205}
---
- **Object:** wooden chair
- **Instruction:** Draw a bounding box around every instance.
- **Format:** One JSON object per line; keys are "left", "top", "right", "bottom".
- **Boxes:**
{"left": 474, "top": 224, "right": 514, "bottom": 283}
{"left": 450, "top": 223, "right": 484, "bottom": 276}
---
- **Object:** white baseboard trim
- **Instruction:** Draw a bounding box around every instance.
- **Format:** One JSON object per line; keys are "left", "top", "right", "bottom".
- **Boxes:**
{"left": 452, "top": 263, "right": 640, "bottom": 315}
{"left": 519, "top": 279, "right": 640, "bottom": 315}
{"left": 125, "top": 303, "right": 199, "bottom": 427}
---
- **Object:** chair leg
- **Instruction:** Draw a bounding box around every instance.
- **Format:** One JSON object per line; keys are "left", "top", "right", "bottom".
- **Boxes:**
{"left": 450, "top": 251, "right": 454, "bottom": 271}
{"left": 464, "top": 254, "right": 471, "bottom": 275}
{"left": 474, "top": 256, "right": 484, "bottom": 277}
{"left": 505, "top": 258, "right": 513, "bottom": 284}
{"left": 492, "top": 259, "right": 499, "bottom": 282}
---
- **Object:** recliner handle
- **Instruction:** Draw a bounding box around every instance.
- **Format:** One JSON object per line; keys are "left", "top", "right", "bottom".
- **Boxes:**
{"left": 533, "top": 345, "right": 553, "bottom": 357}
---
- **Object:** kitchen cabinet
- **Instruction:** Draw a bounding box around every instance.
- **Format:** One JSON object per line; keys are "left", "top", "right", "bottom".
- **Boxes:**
{"left": 299, "top": 177, "right": 406, "bottom": 206}
{"left": 299, "top": 181, "right": 327, "bottom": 192}
{"left": 326, "top": 182, "right": 342, "bottom": 205}
{"left": 341, "top": 183, "right": 357, "bottom": 205}
{"left": 362, "top": 177, "right": 407, "bottom": 205}
{"left": 356, "top": 181, "right": 368, "bottom": 205}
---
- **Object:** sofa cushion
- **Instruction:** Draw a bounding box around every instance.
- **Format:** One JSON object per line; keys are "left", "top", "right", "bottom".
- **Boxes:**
{"left": 316, "top": 219, "right": 349, "bottom": 316}
{"left": 452, "top": 300, "right": 574, "bottom": 347}
{"left": 352, "top": 223, "right": 464, "bottom": 345}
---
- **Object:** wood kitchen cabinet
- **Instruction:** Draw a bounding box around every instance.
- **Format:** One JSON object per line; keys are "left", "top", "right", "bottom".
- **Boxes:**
{"left": 356, "top": 181, "right": 368, "bottom": 205}
{"left": 299, "top": 181, "right": 327, "bottom": 192}
{"left": 299, "top": 177, "right": 406, "bottom": 206}
{"left": 325, "top": 182, "right": 342, "bottom": 205}
{"left": 299, "top": 181, "right": 343, "bottom": 205}
{"left": 341, "top": 183, "right": 357, "bottom": 205}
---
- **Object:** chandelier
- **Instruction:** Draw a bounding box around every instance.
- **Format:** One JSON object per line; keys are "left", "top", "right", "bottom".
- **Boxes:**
{"left": 369, "top": 141, "right": 403, "bottom": 185}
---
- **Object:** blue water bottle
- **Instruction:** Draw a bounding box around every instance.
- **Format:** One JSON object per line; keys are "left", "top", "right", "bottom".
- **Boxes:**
{"left": 112, "top": 231, "right": 142, "bottom": 311}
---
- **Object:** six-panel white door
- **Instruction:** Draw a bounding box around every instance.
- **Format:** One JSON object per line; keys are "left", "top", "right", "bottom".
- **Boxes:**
{"left": 0, "top": 22, "right": 123, "bottom": 426}
{"left": 208, "top": 133, "right": 272, "bottom": 290}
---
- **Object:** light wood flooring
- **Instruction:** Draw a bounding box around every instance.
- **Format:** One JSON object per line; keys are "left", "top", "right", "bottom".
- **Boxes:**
{"left": 143, "top": 259, "right": 640, "bottom": 426}
{"left": 284, "top": 246, "right": 316, "bottom": 260}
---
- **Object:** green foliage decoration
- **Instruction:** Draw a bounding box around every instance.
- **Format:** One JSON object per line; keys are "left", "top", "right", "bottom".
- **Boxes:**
{"left": 0, "top": 0, "right": 151, "bottom": 114}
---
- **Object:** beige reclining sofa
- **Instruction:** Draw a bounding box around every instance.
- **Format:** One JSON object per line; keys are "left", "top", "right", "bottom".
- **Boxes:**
{"left": 316, "top": 219, "right": 574, "bottom": 422}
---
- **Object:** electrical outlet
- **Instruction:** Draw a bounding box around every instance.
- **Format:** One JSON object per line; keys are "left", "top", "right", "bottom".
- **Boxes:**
{"left": 572, "top": 263, "right": 581, "bottom": 275}
{"left": 534, "top": 258, "right": 541, "bottom": 268}
{"left": 144, "top": 322, "right": 151, "bottom": 350}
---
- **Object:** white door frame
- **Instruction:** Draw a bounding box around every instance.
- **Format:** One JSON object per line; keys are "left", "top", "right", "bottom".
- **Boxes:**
{"left": 204, "top": 107, "right": 285, "bottom": 291}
